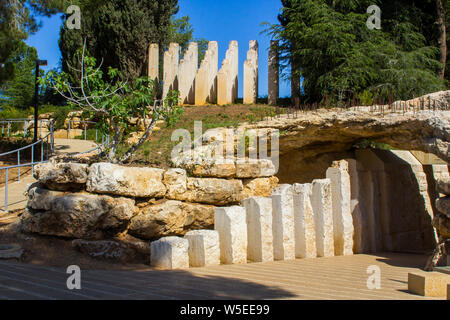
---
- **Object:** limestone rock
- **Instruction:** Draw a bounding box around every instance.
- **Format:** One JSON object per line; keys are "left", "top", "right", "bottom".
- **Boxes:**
{"left": 437, "top": 177, "right": 450, "bottom": 196}
{"left": 434, "top": 215, "right": 450, "bottom": 238}
{"left": 243, "top": 197, "right": 274, "bottom": 262}
{"left": 436, "top": 197, "right": 450, "bottom": 217}
{"left": 185, "top": 230, "right": 220, "bottom": 267}
{"left": 192, "top": 162, "right": 236, "bottom": 178}
{"left": 72, "top": 239, "right": 142, "bottom": 262}
{"left": 21, "top": 187, "right": 136, "bottom": 239}
{"left": 214, "top": 206, "right": 247, "bottom": 264}
{"left": 271, "top": 184, "right": 296, "bottom": 261}
{"left": 34, "top": 162, "right": 88, "bottom": 191}
{"left": 243, "top": 176, "right": 279, "bottom": 198}
{"left": 150, "top": 236, "right": 189, "bottom": 269}
{"left": 128, "top": 200, "right": 214, "bottom": 240}
{"left": 164, "top": 169, "right": 187, "bottom": 200}
{"left": 87, "top": 163, "right": 166, "bottom": 198}
{"left": 236, "top": 159, "right": 277, "bottom": 178}
{"left": 178, "top": 178, "right": 244, "bottom": 205}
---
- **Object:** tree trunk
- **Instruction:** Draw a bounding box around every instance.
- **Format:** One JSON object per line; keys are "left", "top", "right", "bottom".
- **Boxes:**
{"left": 436, "top": 0, "right": 447, "bottom": 79}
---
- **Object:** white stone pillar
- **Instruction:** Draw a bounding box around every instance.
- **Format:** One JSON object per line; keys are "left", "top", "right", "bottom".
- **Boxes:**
{"left": 243, "top": 197, "right": 274, "bottom": 262}
{"left": 184, "top": 230, "right": 220, "bottom": 267}
{"left": 217, "top": 41, "right": 238, "bottom": 105}
{"left": 292, "top": 183, "right": 317, "bottom": 258}
{"left": 326, "top": 161, "right": 354, "bottom": 256}
{"left": 347, "top": 159, "right": 363, "bottom": 254}
{"left": 271, "top": 184, "right": 296, "bottom": 260}
{"left": 244, "top": 40, "right": 258, "bottom": 104}
{"left": 214, "top": 206, "right": 247, "bottom": 264}
{"left": 148, "top": 43, "right": 159, "bottom": 82}
{"left": 163, "top": 43, "right": 180, "bottom": 100}
{"left": 268, "top": 41, "right": 279, "bottom": 106}
{"left": 311, "top": 179, "right": 335, "bottom": 257}
{"left": 195, "top": 41, "right": 218, "bottom": 105}
{"left": 150, "top": 236, "right": 189, "bottom": 269}
{"left": 179, "top": 42, "right": 198, "bottom": 105}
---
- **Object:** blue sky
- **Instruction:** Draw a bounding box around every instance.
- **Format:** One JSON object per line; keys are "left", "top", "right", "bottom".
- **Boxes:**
{"left": 25, "top": 0, "right": 290, "bottom": 98}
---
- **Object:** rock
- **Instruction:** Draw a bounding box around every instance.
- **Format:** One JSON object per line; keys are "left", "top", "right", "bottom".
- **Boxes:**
{"left": 271, "top": 184, "right": 295, "bottom": 261}
{"left": 176, "top": 178, "right": 244, "bottom": 205}
{"left": 185, "top": 230, "right": 220, "bottom": 267}
{"left": 236, "top": 159, "right": 277, "bottom": 178}
{"left": 163, "top": 169, "right": 187, "bottom": 200}
{"left": 436, "top": 197, "right": 450, "bottom": 217}
{"left": 72, "top": 239, "right": 139, "bottom": 262}
{"left": 243, "top": 197, "right": 274, "bottom": 262}
{"left": 437, "top": 177, "right": 450, "bottom": 196}
{"left": 243, "top": 176, "right": 279, "bottom": 198}
{"left": 22, "top": 187, "right": 136, "bottom": 239}
{"left": 87, "top": 163, "right": 166, "bottom": 198}
{"left": 128, "top": 200, "right": 214, "bottom": 240}
{"left": 214, "top": 206, "right": 248, "bottom": 264}
{"left": 113, "top": 234, "right": 151, "bottom": 258}
{"left": 192, "top": 162, "right": 236, "bottom": 178}
{"left": 0, "top": 244, "right": 24, "bottom": 260}
{"left": 436, "top": 215, "right": 450, "bottom": 238}
{"left": 150, "top": 236, "right": 189, "bottom": 269}
{"left": 34, "top": 162, "right": 88, "bottom": 191}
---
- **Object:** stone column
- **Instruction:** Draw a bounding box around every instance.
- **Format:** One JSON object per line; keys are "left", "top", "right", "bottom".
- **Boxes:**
{"left": 292, "top": 183, "right": 317, "bottom": 258}
{"left": 326, "top": 160, "right": 354, "bottom": 256}
{"left": 185, "top": 230, "right": 220, "bottom": 267}
{"left": 243, "top": 40, "right": 258, "bottom": 104}
{"left": 179, "top": 42, "right": 198, "bottom": 105}
{"left": 150, "top": 236, "right": 189, "bottom": 269}
{"left": 148, "top": 43, "right": 159, "bottom": 82}
{"left": 195, "top": 41, "right": 218, "bottom": 105}
{"left": 271, "top": 184, "right": 296, "bottom": 260}
{"left": 214, "top": 206, "right": 247, "bottom": 264}
{"left": 217, "top": 41, "right": 238, "bottom": 106}
{"left": 311, "top": 179, "right": 335, "bottom": 257}
{"left": 163, "top": 43, "right": 180, "bottom": 101}
{"left": 268, "top": 41, "right": 279, "bottom": 106}
{"left": 347, "top": 159, "right": 363, "bottom": 254}
{"left": 243, "top": 197, "right": 274, "bottom": 262}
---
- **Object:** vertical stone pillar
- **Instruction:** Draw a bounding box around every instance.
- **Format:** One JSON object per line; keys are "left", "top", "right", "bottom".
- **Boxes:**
{"left": 243, "top": 40, "right": 258, "bottom": 104}
{"left": 326, "top": 160, "right": 354, "bottom": 256}
{"left": 214, "top": 206, "right": 247, "bottom": 264}
{"left": 292, "top": 183, "right": 317, "bottom": 259}
{"left": 311, "top": 179, "right": 335, "bottom": 257}
{"left": 271, "top": 184, "right": 296, "bottom": 260}
{"left": 185, "top": 230, "right": 220, "bottom": 267}
{"left": 148, "top": 43, "right": 159, "bottom": 82}
{"left": 179, "top": 42, "right": 198, "bottom": 105}
{"left": 347, "top": 159, "right": 363, "bottom": 254}
{"left": 163, "top": 43, "right": 180, "bottom": 100}
{"left": 243, "top": 197, "right": 274, "bottom": 262}
{"left": 150, "top": 236, "right": 189, "bottom": 269}
{"left": 217, "top": 41, "right": 239, "bottom": 105}
{"left": 268, "top": 41, "right": 279, "bottom": 106}
{"left": 195, "top": 41, "right": 218, "bottom": 105}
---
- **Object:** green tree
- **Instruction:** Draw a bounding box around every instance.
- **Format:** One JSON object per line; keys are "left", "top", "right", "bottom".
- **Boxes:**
{"left": 0, "top": 42, "right": 38, "bottom": 108}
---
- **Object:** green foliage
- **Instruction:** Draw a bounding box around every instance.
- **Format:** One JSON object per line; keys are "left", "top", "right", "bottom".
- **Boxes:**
{"left": 354, "top": 139, "right": 393, "bottom": 150}
{"left": 163, "top": 90, "right": 183, "bottom": 128}
{"left": 265, "top": 0, "right": 447, "bottom": 103}
{"left": 168, "top": 16, "right": 194, "bottom": 54}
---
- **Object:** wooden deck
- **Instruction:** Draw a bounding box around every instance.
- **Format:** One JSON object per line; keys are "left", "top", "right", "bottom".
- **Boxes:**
{"left": 0, "top": 253, "right": 444, "bottom": 300}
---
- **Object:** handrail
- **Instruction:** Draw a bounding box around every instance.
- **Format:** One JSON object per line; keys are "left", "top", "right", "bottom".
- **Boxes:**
{"left": 0, "top": 131, "right": 53, "bottom": 158}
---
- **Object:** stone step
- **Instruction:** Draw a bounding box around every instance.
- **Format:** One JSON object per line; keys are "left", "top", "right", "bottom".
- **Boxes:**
{"left": 408, "top": 271, "right": 450, "bottom": 297}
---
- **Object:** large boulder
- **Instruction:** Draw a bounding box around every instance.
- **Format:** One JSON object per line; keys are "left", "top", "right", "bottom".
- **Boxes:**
{"left": 436, "top": 177, "right": 450, "bottom": 196}
{"left": 128, "top": 200, "right": 214, "bottom": 240}
{"left": 178, "top": 178, "right": 244, "bottom": 205}
{"left": 34, "top": 162, "right": 89, "bottom": 191}
{"left": 21, "top": 186, "right": 136, "bottom": 239}
{"left": 436, "top": 197, "right": 450, "bottom": 218}
{"left": 87, "top": 163, "right": 166, "bottom": 198}
{"left": 243, "top": 176, "right": 279, "bottom": 198}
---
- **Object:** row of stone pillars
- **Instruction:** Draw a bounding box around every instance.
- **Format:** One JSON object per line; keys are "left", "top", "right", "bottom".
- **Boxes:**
{"left": 148, "top": 40, "right": 282, "bottom": 106}
{"left": 150, "top": 160, "right": 355, "bottom": 269}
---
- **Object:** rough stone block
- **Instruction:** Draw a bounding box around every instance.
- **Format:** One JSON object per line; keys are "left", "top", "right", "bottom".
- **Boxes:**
{"left": 243, "top": 177, "right": 279, "bottom": 198}
{"left": 214, "top": 206, "right": 247, "bottom": 264}
{"left": 326, "top": 161, "right": 354, "bottom": 256}
{"left": 148, "top": 43, "right": 159, "bottom": 81}
{"left": 311, "top": 179, "right": 335, "bottom": 257}
{"left": 163, "top": 168, "right": 187, "bottom": 200}
{"left": 292, "top": 183, "right": 317, "bottom": 259}
{"left": 34, "top": 162, "right": 88, "bottom": 191}
{"left": 271, "top": 184, "right": 295, "bottom": 261}
{"left": 150, "top": 236, "right": 189, "bottom": 269}
{"left": 408, "top": 272, "right": 450, "bottom": 297}
{"left": 185, "top": 230, "right": 220, "bottom": 267}
{"left": 243, "top": 197, "right": 274, "bottom": 262}
{"left": 236, "top": 159, "right": 277, "bottom": 178}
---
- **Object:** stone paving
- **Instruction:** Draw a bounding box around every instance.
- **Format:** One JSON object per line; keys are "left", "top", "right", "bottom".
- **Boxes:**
{"left": 0, "top": 253, "right": 444, "bottom": 300}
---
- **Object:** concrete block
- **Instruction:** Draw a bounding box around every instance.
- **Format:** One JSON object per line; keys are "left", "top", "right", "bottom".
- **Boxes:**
{"left": 150, "top": 236, "right": 189, "bottom": 269}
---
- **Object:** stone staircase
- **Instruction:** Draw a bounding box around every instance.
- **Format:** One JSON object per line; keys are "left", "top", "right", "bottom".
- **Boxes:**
{"left": 150, "top": 160, "right": 355, "bottom": 269}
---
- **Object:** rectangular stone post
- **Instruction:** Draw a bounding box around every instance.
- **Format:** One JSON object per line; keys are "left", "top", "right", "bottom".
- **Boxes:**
{"left": 195, "top": 41, "right": 218, "bottom": 105}
{"left": 271, "top": 184, "right": 295, "bottom": 260}
{"left": 214, "top": 206, "right": 247, "bottom": 264}
{"left": 179, "top": 42, "right": 198, "bottom": 105}
{"left": 185, "top": 230, "right": 220, "bottom": 267}
{"left": 293, "top": 183, "right": 317, "bottom": 258}
{"left": 148, "top": 43, "right": 159, "bottom": 82}
{"left": 243, "top": 197, "right": 274, "bottom": 262}
{"left": 243, "top": 40, "right": 258, "bottom": 104}
{"left": 347, "top": 159, "right": 363, "bottom": 254}
{"left": 311, "top": 179, "right": 335, "bottom": 257}
{"left": 326, "top": 161, "right": 354, "bottom": 256}
{"left": 150, "top": 236, "right": 189, "bottom": 269}
{"left": 268, "top": 41, "right": 279, "bottom": 106}
{"left": 217, "top": 41, "right": 238, "bottom": 106}
{"left": 163, "top": 43, "right": 180, "bottom": 101}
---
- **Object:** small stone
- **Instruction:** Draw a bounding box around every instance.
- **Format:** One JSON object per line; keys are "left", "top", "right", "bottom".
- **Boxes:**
{"left": 150, "top": 236, "right": 189, "bottom": 269}
{"left": 0, "top": 244, "right": 23, "bottom": 260}
{"left": 185, "top": 230, "right": 220, "bottom": 267}
{"left": 236, "top": 159, "right": 277, "bottom": 178}
{"left": 164, "top": 169, "right": 187, "bottom": 200}
{"left": 437, "top": 177, "right": 450, "bottom": 195}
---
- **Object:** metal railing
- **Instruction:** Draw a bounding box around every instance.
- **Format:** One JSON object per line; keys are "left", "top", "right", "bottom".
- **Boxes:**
{"left": 0, "top": 118, "right": 52, "bottom": 138}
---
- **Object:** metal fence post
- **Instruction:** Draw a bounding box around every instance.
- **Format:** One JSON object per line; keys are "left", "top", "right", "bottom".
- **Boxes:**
{"left": 4, "top": 168, "right": 8, "bottom": 212}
